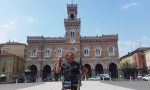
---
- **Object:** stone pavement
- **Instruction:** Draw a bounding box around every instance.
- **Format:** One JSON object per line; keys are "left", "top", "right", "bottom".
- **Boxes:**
{"left": 1, "top": 81, "right": 150, "bottom": 90}
{"left": 19, "top": 81, "right": 134, "bottom": 90}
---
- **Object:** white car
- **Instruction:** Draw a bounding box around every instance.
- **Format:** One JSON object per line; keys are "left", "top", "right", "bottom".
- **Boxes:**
{"left": 142, "top": 75, "right": 150, "bottom": 81}
{"left": 89, "top": 76, "right": 101, "bottom": 81}
{"left": 100, "top": 74, "right": 111, "bottom": 81}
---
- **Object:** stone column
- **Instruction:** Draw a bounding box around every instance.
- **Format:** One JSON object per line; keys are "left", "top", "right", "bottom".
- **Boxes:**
{"left": 51, "top": 70, "right": 55, "bottom": 81}
{"left": 118, "top": 69, "right": 123, "bottom": 80}
{"left": 37, "top": 69, "right": 42, "bottom": 82}
{"left": 91, "top": 69, "right": 95, "bottom": 77}
{"left": 103, "top": 69, "right": 109, "bottom": 74}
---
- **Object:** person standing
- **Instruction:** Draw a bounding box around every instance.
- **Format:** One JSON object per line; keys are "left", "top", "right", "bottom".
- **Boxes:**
{"left": 55, "top": 51, "right": 88, "bottom": 90}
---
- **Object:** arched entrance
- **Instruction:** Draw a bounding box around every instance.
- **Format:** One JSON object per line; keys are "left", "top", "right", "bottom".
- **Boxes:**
{"left": 29, "top": 65, "right": 37, "bottom": 82}
{"left": 0, "top": 77, "right": 7, "bottom": 82}
{"left": 109, "top": 63, "right": 118, "bottom": 78}
{"left": 95, "top": 64, "right": 103, "bottom": 76}
{"left": 84, "top": 64, "right": 91, "bottom": 79}
{"left": 42, "top": 65, "right": 51, "bottom": 81}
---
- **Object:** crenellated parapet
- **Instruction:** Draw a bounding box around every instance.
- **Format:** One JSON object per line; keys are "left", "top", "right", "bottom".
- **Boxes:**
{"left": 81, "top": 34, "right": 118, "bottom": 42}
{"left": 27, "top": 36, "right": 44, "bottom": 40}
{"left": 102, "top": 34, "right": 118, "bottom": 37}
{"left": 64, "top": 18, "right": 80, "bottom": 26}
{"left": 27, "top": 36, "right": 65, "bottom": 43}
{"left": 67, "top": 4, "right": 77, "bottom": 7}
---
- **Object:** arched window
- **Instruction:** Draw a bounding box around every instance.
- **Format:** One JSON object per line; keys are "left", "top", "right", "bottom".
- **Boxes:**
{"left": 70, "top": 30, "right": 75, "bottom": 38}
{"left": 44, "top": 48, "right": 51, "bottom": 57}
{"left": 108, "top": 47, "right": 115, "bottom": 57}
{"left": 56, "top": 48, "right": 62, "bottom": 57}
{"left": 95, "top": 48, "right": 102, "bottom": 57}
{"left": 83, "top": 48, "right": 89, "bottom": 57}
{"left": 31, "top": 48, "right": 37, "bottom": 57}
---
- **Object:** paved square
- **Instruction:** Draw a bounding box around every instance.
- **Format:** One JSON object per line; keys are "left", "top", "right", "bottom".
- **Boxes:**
{"left": 0, "top": 81, "right": 150, "bottom": 90}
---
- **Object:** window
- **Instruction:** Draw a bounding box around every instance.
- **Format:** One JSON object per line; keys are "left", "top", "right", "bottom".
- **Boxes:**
{"left": 2, "top": 67, "right": 5, "bottom": 72}
{"left": 70, "top": 31, "right": 75, "bottom": 38}
{"left": 71, "top": 14, "right": 74, "bottom": 19}
{"left": 95, "top": 48, "right": 102, "bottom": 57}
{"left": 31, "top": 48, "right": 37, "bottom": 57}
{"left": 83, "top": 48, "right": 89, "bottom": 57}
{"left": 44, "top": 48, "right": 51, "bottom": 57}
{"left": 141, "top": 55, "right": 144, "bottom": 60}
{"left": 108, "top": 47, "right": 115, "bottom": 57}
{"left": 56, "top": 48, "right": 62, "bottom": 57}
{"left": 70, "top": 30, "right": 75, "bottom": 43}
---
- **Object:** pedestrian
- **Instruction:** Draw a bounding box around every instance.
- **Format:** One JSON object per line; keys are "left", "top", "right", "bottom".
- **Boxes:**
{"left": 55, "top": 51, "right": 88, "bottom": 90}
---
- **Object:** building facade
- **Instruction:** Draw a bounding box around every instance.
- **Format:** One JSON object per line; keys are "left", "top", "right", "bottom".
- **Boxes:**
{"left": 0, "top": 53, "right": 25, "bottom": 83}
{"left": 145, "top": 48, "right": 150, "bottom": 73}
{"left": 0, "top": 41, "right": 27, "bottom": 82}
{"left": 0, "top": 41, "right": 27, "bottom": 58}
{"left": 120, "top": 47, "right": 149, "bottom": 79}
{"left": 26, "top": 4, "right": 120, "bottom": 81}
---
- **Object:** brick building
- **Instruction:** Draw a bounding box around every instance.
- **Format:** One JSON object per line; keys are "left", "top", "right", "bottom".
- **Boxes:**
{"left": 26, "top": 3, "right": 120, "bottom": 81}
{"left": 145, "top": 48, "right": 150, "bottom": 73}
{"left": 120, "top": 47, "right": 149, "bottom": 79}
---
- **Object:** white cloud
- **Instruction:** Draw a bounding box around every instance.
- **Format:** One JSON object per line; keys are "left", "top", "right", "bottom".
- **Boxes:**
{"left": 0, "top": 17, "right": 17, "bottom": 43}
{"left": 122, "top": 2, "right": 140, "bottom": 10}
{"left": 0, "top": 18, "right": 17, "bottom": 30}
{"left": 0, "top": 16, "right": 35, "bottom": 43}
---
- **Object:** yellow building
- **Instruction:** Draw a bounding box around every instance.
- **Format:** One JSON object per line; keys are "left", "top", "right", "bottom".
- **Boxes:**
{"left": 0, "top": 53, "right": 25, "bottom": 83}
{"left": 0, "top": 41, "right": 27, "bottom": 83}
{"left": 0, "top": 41, "right": 27, "bottom": 58}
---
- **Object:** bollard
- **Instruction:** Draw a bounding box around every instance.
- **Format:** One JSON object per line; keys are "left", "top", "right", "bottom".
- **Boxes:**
{"left": 15, "top": 79, "right": 17, "bottom": 84}
{"left": 130, "top": 76, "right": 132, "bottom": 81}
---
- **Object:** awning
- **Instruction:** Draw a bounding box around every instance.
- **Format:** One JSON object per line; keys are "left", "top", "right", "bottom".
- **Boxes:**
{"left": 25, "top": 69, "right": 31, "bottom": 72}
{"left": 0, "top": 74, "right": 6, "bottom": 77}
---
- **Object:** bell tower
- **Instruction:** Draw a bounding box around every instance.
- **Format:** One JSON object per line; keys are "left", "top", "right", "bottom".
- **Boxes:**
{"left": 64, "top": 4, "right": 81, "bottom": 57}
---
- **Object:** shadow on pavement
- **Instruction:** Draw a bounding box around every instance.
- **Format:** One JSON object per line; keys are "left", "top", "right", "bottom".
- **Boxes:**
{"left": 100, "top": 80, "right": 150, "bottom": 90}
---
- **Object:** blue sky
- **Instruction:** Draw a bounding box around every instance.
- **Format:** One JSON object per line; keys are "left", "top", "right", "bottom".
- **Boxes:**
{"left": 0, "top": 0, "right": 150, "bottom": 57}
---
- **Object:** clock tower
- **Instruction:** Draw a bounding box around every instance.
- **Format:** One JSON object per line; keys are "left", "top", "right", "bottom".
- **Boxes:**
{"left": 64, "top": 4, "right": 81, "bottom": 58}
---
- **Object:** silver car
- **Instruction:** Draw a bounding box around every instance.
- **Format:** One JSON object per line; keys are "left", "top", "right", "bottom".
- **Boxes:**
{"left": 89, "top": 76, "right": 101, "bottom": 81}
{"left": 142, "top": 75, "right": 150, "bottom": 81}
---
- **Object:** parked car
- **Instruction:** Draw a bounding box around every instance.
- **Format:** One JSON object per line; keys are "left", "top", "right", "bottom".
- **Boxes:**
{"left": 137, "top": 75, "right": 142, "bottom": 79}
{"left": 142, "top": 75, "right": 150, "bottom": 81}
{"left": 17, "top": 78, "right": 25, "bottom": 83}
{"left": 99, "top": 74, "right": 111, "bottom": 80}
{"left": 89, "top": 76, "right": 101, "bottom": 81}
